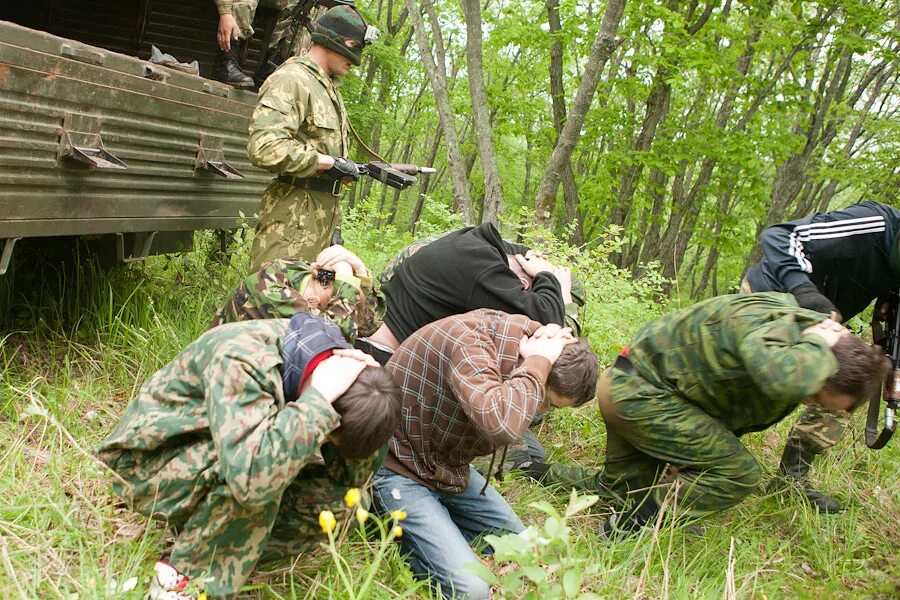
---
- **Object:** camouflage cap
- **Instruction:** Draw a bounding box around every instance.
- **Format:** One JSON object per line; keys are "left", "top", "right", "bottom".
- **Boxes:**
{"left": 311, "top": 6, "right": 369, "bottom": 66}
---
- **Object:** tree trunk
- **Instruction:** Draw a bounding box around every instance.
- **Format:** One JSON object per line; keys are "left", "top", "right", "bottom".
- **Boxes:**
{"left": 405, "top": 0, "right": 474, "bottom": 223}
{"left": 459, "top": 0, "right": 504, "bottom": 224}
{"left": 534, "top": 0, "right": 625, "bottom": 228}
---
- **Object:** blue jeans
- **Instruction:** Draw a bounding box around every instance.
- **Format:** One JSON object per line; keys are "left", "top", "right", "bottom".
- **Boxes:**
{"left": 373, "top": 466, "right": 525, "bottom": 599}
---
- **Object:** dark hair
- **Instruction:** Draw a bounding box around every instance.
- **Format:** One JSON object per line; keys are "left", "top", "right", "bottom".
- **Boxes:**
{"left": 824, "top": 335, "right": 891, "bottom": 410}
{"left": 330, "top": 367, "right": 401, "bottom": 458}
{"left": 547, "top": 339, "right": 599, "bottom": 407}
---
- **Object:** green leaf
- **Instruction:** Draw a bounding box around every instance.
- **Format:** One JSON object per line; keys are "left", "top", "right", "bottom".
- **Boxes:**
{"left": 563, "top": 567, "right": 583, "bottom": 597}
{"left": 521, "top": 565, "right": 547, "bottom": 583}
{"left": 564, "top": 491, "right": 599, "bottom": 518}
{"left": 529, "top": 500, "right": 561, "bottom": 519}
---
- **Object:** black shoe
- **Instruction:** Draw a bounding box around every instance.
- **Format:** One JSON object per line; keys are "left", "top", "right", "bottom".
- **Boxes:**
{"left": 777, "top": 442, "right": 844, "bottom": 514}
{"left": 212, "top": 49, "right": 254, "bottom": 89}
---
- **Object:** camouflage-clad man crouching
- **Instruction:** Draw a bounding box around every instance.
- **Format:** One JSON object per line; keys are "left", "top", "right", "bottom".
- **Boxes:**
{"left": 97, "top": 314, "right": 400, "bottom": 599}
{"left": 209, "top": 246, "right": 380, "bottom": 342}
{"left": 525, "top": 293, "right": 888, "bottom": 537}
{"left": 246, "top": 6, "right": 378, "bottom": 272}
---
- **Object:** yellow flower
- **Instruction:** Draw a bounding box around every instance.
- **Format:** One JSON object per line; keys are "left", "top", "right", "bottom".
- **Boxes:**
{"left": 344, "top": 487, "right": 361, "bottom": 507}
{"left": 318, "top": 510, "right": 337, "bottom": 534}
{"left": 390, "top": 509, "right": 407, "bottom": 521}
{"left": 391, "top": 525, "right": 403, "bottom": 538}
{"left": 198, "top": 594, "right": 207, "bottom": 600}
{"left": 355, "top": 507, "right": 370, "bottom": 524}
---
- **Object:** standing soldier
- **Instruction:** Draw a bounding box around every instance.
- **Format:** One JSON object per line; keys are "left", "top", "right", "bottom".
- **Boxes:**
{"left": 246, "top": 5, "right": 377, "bottom": 272}
{"left": 742, "top": 200, "right": 900, "bottom": 512}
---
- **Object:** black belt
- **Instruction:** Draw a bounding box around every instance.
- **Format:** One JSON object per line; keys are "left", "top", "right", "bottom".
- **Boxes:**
{"left": 614, "top": 354, "right": 637, "bottom": 375}
{"left": 277, "top": 174, "right": 342, "bottom": 195}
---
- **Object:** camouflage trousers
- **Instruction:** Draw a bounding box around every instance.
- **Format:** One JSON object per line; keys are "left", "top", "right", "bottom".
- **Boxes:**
{"left": 740, "top": 277, "right": 849, "bottom": 457}
{"left": 250, "top": 182, "right": 341, "bottom": 272}
{"left": 545, "top": 368, "right": 762, "bottom": 517}
{"left": 231, "top": 0, "right": 299, "bottom": 53}
{"left": 142, "top": 446, "right": 382, "bottom": 598}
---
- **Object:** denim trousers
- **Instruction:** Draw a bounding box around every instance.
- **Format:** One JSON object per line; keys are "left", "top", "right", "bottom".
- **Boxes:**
{"left": 372, "top": 465, "right": 525, "bottom": 599}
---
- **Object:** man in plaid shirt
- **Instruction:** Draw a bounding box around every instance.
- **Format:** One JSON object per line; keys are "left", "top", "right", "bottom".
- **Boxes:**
{"left": 373, "top": 309, "right": 598, "bottom": 599}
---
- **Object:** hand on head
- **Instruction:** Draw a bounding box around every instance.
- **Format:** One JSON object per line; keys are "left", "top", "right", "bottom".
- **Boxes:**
{"left": 519, "top": 324, "right": 576, "bottom": 364}
{"left": 309, "top": 348, "right": 379, "bottom": 403}
{"left": 803, "top": 318, "right": 849, "bottom": 348}
{"left": 314, "top": 245, "right": 369, "bottom": 278}
{"left": 513, "top": 254, "right": 555, "bottom": 278}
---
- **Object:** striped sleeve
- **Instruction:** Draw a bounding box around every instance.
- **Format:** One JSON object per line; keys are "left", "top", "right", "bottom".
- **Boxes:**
{"left": 761, "top": 203, "right": 888, "bottom": 292}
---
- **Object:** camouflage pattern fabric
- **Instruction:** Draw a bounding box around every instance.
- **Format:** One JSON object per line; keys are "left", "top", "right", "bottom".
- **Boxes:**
{"left": 208, "top": 258, "right": 377, "bottom": 341}
{"left": 216, "top": 0, "right": 298, "bottom": 42}
{"left": 247, "top": 55, "right": 349, "bottom": 271}
{"left": 785, "top": 405, "right": 850, "bottom": 455}
{"left": 97, "top": 320, "right": 382, "bottom": 596}
{"left": 740, "top": 277, "right": 849, "bottom": 459}
{"left": 543, "top": 293, "right": 838, "bottom": 516}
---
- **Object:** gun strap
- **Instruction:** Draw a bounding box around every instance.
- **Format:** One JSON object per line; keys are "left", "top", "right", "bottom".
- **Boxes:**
{"left": 349, "top": 119, "right": 388, "bottom": 162}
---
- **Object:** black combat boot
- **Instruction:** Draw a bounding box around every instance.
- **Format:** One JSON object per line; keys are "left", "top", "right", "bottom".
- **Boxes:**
{"left": 778, "top": 441, "right": 844, "bottom": 513}
{"left": 212, "top": 48, "right": 254, "bottom": 89}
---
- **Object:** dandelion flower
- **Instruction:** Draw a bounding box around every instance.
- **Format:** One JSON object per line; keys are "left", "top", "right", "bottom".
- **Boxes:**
{"left": 355, "top": 507, "right": 370, "bottom": 524}
{"left": 391, "top": 525, "right": 403, "bottom": 538}
{"left": 344, "top": 488, "right": 361, "bottom": 507}
{"left": 390, "top": 509, "right": 407, "bottom": 521}
{"left": 318, "top": 510, "right": 336, "bottom": 534}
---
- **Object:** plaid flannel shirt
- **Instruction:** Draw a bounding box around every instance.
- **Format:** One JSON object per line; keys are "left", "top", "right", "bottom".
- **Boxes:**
{"left": 384, "top": 309, "right": 552, "bottom": 493}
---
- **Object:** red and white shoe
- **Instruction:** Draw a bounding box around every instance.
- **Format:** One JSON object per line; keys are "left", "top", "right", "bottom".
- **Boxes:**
{"left": 149, "top": 561, "right": 199, "bottom": 600}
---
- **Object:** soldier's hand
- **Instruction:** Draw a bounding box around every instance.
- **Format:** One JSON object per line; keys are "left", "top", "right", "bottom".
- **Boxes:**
{"left": 519, "top": 324, "right": 576, "bottom": 364}
{"left": 315, "top": 245, "right": 369, "bottom": 278}
{"left": 328, "top": 157, "right": 361, "bottom": 182}
{"left": 218, "top": 14, "right": 240, "bottom": 51}
{"left": 309, "top": 349, "right": 379, "bottom": 403}
{"left": 803, "top": 319, "right": 849, "bottom": 348}
{"left": 514, "top": 254, "right": 555, "bottom": 278}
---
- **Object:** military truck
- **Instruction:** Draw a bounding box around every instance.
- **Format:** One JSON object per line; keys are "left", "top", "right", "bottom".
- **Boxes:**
{"left": 0, "top": 1, "right": 289, "bottom": 275}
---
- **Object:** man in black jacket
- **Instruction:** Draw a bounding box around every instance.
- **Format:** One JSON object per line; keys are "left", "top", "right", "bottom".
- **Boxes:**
{"left": 743, "top": 200, "right": 900, "bottom": 512}
{"left": 356, "top": 222, "right": 585, "bottom": 476}
{"left": 364, "top": 222, "right": 582, "bottom": 355}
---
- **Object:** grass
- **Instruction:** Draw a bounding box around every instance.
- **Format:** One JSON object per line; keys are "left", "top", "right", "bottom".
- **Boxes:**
{"left": 0, "top": 226, "right": 897, "bottom": 599}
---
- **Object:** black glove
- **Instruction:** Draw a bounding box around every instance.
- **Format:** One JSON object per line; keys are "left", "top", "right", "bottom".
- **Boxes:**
{"left": 328, "top": 157, "right": 361, "bottom": 181}
{"left": 790, "top": 283, "right": 837, "bottom": 316}
{"left": 521, "top": 460, "right": 552, "bottom": 482}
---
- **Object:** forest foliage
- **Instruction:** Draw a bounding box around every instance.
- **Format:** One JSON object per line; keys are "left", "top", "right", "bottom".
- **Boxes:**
{"left": 342, "top": 0, "right": 898, "bottom": 298}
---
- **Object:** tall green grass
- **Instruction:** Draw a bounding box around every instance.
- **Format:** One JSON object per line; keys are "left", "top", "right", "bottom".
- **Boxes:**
{"left": 0, "top": 220, "right": 897, "bottom": 598}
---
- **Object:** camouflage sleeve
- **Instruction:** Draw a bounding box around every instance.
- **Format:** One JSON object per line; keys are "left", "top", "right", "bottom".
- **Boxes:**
{"left": 252, "top": 280, "right": 311, "bottom": 319}
{"left": 564, "top": 303, "right": 582, "bottom": 336}
{"left": 247, "top": 71, "right": 320, "bottom": 178}
{"left": 323, "top": 274, "right": 363, "bottom": 341}
{"left": 216, "top": 1, "right": 233, "bottom": 15}
{"left": 207, "top": 351, "right": 341, "bottom": 507}
{"left": 739, "top": 318, "right": 838, "bottom": 402}
{"left": 354, "top": 277, "right": 384, "bottom": 338}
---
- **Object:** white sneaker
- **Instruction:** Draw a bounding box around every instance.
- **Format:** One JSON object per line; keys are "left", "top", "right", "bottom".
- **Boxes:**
{"left": 149, "top": 561, "right": 197, "bottom": 600}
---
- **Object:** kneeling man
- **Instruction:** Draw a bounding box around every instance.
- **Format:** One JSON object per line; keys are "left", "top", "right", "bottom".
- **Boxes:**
{"left": 530, "top": 293, "right": 888, "bottom": 536}
{"left": 98, "top": 313, "right": 400, "bottom": 599}
{"left": 374, "top": 309, "right": 598, "bottom": 599}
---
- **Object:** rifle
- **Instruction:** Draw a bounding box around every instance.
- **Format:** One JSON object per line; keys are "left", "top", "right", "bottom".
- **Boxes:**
{"left": 358, "top": 162, "right": 435, "bottom": 190}
{"left": 255, "top": 0, "right": 358, "bottom": 85}
{"left": 865, "top": 289, "right": 899, "bottom": 449}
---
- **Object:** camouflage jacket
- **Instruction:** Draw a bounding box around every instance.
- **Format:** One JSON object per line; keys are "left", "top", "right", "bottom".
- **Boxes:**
{"left": 625, "top": 292, "right": 837, "bottom": 435}
{"left": 247, "top": 54, "right": 349, "bottom": 178}
{"left": 209, "top": 259, "right": 376, "bottom": 341}
{"left": 97, "top": 320, "right": 361, "bottom": 521}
